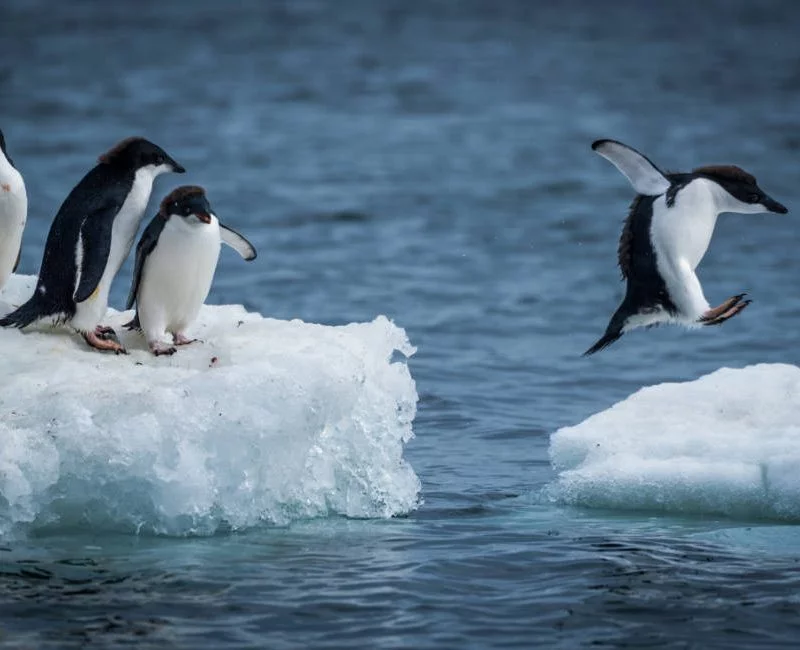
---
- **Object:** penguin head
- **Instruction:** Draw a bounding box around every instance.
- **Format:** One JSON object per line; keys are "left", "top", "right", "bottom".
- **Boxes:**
{"left": 160, "top": 186, "right": 215, "bottom": 226}
{"left": 695, "top": 165, "right": 788, "bottom": 215}
{"left": 98, "top": 136, "right": 185, "bottom": 176}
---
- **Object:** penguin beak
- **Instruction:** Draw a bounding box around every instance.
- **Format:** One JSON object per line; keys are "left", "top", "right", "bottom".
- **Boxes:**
{"left": 169, "top": 157, "right": 186, "bottom": 174}
{"left": 196, "top": 212, "right": 212, "bottom": 224}
{"left": 762, "top": 195, "right": 788, "bottom": 214}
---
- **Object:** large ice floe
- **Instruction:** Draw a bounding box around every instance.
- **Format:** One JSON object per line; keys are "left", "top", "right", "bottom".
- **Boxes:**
{"left": 548, "top": 364, "right": 800, "bottom": 521}
{"left": 0, "top": 274, "right": 420, "bottom": 537}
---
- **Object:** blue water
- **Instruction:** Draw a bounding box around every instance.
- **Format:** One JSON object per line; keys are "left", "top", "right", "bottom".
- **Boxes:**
{"left": 3, "top": 0, "right": 800, "bottom": 647}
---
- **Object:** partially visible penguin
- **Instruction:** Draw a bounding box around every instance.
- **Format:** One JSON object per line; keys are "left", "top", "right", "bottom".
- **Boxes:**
{"left": 124, "top": 185, "right": 257, "bottom": 356}
{"left": 0, "top": 136, "right": 185, "bottom": 353}
{"left": 585, "top": 138, "right": 788, "bottom": 356}
{"left": 0, "top": 128, "right": 27, "bottom": 291}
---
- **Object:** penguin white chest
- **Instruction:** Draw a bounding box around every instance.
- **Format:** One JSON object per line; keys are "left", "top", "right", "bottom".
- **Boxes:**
{"left": 0, "top": 159, "right": 27, "bottom": 290}
{"left": 107, "top": 170, "right": 156, "bottom": 281}
{"left": 71, "top": 167, "right": 157, "bottom": 331}
{"left": 651, "top": 179, "right": 719, "bottom": 271}
{"left": 138, "top": 216, "right": 221, "bottom": 338}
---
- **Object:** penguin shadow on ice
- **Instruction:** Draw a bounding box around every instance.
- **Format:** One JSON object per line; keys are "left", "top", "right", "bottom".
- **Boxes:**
{"left": 0, "top": 128, "right": 28, "bottom": 304}
{"left": 0, "top": 135, "right": 185, "bottom": 353}
{"left": 123, "top": 185, "right": 257, "bottom": 356}
{"left": 584, "top": 139, "right": 789, "bottom": 356}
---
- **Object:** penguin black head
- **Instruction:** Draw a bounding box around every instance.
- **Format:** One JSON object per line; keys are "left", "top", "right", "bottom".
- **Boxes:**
{"left": 98, "top": 136, "right": 185, "bottom": 175}
{"left": 160, "top": 185, "right": 214, "bottom": 225}
{"left": 693, "top": 165, "right": 788, "bottom": 215}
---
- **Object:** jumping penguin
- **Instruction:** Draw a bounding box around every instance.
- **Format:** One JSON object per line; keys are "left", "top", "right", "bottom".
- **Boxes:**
{"left": 0, "top": 128, "right": 27, "bottom": 292}
{"left": 0, "top": 136, "right": 184, "bottom": 353}
{"left": 585, "top": 138, "right": 788, "bottom": 356}
{"left": 124, "top": 185, "right": 257, "bottom": 356}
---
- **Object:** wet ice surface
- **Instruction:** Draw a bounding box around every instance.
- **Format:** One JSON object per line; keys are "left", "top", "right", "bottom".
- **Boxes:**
{"left": 0, "top": 275, "right": 419, "bottom": 537}
{"left": 549, "top": 364, "right": 800, "bottom": 521}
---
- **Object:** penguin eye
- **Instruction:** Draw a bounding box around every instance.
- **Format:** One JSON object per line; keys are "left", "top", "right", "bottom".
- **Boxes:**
{"left": 748, "top": 192, "right": 760, "bottom": 203}
{"left": 183, "top": 205, "right": 192, "bottom": 215}
{"left": 155, "top": 154, "right": 165, "bottom": 165}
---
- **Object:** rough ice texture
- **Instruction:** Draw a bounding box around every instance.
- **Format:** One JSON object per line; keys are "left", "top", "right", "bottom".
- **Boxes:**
{"left": 0, "top": 275, "right": 420, "bottom": 537}
{"left": 548, "top": 364, "right": 800, "bottom": 521}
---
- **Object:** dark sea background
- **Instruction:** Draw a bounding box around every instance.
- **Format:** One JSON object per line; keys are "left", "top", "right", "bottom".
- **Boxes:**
{"left": 3, "top": 0, "right": 800, "bottom": 647}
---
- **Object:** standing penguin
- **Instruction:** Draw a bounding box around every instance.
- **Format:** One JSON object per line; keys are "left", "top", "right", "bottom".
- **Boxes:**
{"left": 124, "top": 185, "right": 257, "bottom": 356}
{"left": 0, "top": 136, "right": 184, "bottom": 353}
{"left": 0, "top": 128, "right": 27, "bottom": 291}
{"left": 585, "top": 139, "right": 788, "bottom": 356}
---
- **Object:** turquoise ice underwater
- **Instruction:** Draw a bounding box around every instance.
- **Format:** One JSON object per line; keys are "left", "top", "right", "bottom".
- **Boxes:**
{"left": 4, "top": 0, "right": 800, "bottom": 648}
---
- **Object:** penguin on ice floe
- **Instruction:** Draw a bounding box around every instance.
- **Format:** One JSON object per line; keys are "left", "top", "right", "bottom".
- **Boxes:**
{"left": 0, "top": 136, "right": 184, "bottom": 353}
{"left": 0, "top": 128, "right": 27, "bottom": 292}
{"left": 124, "top": 185, "right": 257, "bottom": 356}
{"left": 585, "top": 139, "right": 788, "bottom": 356}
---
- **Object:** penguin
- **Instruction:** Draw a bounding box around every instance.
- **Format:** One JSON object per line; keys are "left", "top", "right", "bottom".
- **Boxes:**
{"left": 0, "top": 136, "right": 184, "bottom": 353}
{"left": 585, "top": 138, "right": 788, "bottom": 356}
{"left": 124, "top": 185, "right": 257, "bottom": 356}
{"left": 0, "top": 128, "right": 27, "bottom": 291}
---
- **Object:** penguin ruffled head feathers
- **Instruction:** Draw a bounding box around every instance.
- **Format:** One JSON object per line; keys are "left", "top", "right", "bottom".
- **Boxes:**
{"left": 98, "top": 136, "right": 185, "bottom": 175}
{"left": 160, "top": 185, "right": 214, "bottom": 225}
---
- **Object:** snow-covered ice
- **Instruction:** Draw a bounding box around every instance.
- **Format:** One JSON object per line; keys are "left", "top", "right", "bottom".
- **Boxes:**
{"left": 0, "top": 274, "right": 420, "bottom": 537}
{"left": 548, "top": 364, "right": 800, "bottom": 521}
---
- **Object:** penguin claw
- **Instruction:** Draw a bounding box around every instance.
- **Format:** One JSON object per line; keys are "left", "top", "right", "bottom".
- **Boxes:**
{"left": 698, "top": 294, "right": 747, "bottom": 324}
{"left": 173, "top": 333, "right": 197, "bottom": 346}
{"left": 700, "top": 299, "right": 751, "bottom": 327}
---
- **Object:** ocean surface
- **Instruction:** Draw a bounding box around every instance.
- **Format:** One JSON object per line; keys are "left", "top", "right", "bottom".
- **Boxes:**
{"left": 3, "top": 0, "right": 800, "bottom": 647}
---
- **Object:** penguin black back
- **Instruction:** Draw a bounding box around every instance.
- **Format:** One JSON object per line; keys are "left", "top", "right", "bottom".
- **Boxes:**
{"left": 0, "top": 129, "right": 7, "bottom": 164}
{"left": 584, "top": 194, "right": 679, "bottom": 356}
{"left": 0, "top": 137, "right": 183, "bottom": 329}
{"left": 0, "top": 165, "right": 133, "bottom": 328}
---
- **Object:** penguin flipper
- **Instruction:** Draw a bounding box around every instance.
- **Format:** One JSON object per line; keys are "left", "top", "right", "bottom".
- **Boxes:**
{"left": 126, "top": 214, "right": 167, "bottom": 310}
{"left": 12, "top": 248, "right": 20, "bottom": 273}
{"left": 73, "top": 204, "right": 117, "bottom": 304}
{"left": 592, "top": 139, "right": 671, "bottom": 196}
{"left": 220, "top": 224, "right": 257, "bottom": 261}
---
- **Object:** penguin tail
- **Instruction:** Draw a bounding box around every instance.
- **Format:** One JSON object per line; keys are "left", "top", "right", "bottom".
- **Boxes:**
{"left": 583, "top": 303, "right": 632, "bottom": 356}
{"left": 0, "top": 293, "right": 54, "bottom": 329}
{"left": 583, "top": 328, "right": 623, "bottom": 356}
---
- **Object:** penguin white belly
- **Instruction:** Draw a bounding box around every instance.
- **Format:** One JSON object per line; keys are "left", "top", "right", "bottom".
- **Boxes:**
{"left": 0, "top": 163, "right": 26, "bottom": 291}
{"left": 71, "top": 168, "right": 156, "bottom": 331}
{"left": 651, "top": 179, "right": 719, "bottom": 320}
{"left": 138, "top": 216, "right": 221, "bottom": 344}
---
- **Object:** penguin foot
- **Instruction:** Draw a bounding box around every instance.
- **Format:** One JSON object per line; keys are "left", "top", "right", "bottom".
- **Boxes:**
{"left": 83, "top": 328, "right": 127, "bottom": 354}
{"left": 150, "top": 343, "right": 177, "bottom": 356}
{"left": 173, "top": 333, "right": 197, "bottom": 346}
{"left": 94, "top": 325, "right": 121, "bottom": 342}
{"left": 699, "top": 294, "right": 751, "bottom": 326}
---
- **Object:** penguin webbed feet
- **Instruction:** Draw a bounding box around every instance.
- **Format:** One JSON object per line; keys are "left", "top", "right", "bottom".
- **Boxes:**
{"left": 698, "top": 293, "right": 751, "bottom": 327}
{"left": 83, "top": 326, "right": 127, "bottom": 355}
{"left": 173, "top": 333, "right": 198, "bottom": 346}
{"left": 150, "top": 343, "right": 177, "bottom": 357}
